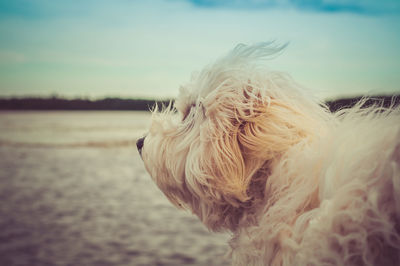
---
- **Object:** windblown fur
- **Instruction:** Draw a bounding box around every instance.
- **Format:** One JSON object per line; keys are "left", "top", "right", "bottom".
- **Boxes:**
{"left": 139, "top": 43, "right": 400, "bottom": 265}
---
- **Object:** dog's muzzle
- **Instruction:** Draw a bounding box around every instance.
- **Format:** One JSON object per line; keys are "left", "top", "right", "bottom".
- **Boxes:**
{"left": 136, "top": 136, "right": 146, "bottom": 156}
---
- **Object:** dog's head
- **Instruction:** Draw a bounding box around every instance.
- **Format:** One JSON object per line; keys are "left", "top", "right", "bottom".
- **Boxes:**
{"left": 138, "top": 43, "right": 324, "bottom": 231}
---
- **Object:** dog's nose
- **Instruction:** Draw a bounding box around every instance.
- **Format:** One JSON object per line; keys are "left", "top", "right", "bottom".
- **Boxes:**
{"left": 136, "top": 136, "right": 145, "bottom": 155}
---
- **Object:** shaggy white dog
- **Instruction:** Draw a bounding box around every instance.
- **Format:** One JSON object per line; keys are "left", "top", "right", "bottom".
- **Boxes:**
{"left": 137, "top": 43, "right": 400, "bottom": 265}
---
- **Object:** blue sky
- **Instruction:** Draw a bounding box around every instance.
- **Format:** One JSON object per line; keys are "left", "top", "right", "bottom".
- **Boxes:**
{"left": 188, "top": 0, "right": 400, "bottom": 14}
{"left": 0, "top": 0, "right": 399, "bottom": 100}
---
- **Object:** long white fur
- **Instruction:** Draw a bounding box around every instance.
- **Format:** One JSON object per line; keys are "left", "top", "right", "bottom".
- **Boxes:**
{"left": 140, "top": 43, "right": 400, "bottom": 265}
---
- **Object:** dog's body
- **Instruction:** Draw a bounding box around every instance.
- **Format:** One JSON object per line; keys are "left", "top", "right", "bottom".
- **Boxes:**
{"left": 138, "top": 43, "right": 400, "bottom": 265}
{"left": 230, "top": 110, "right": 400, "bottom": 265}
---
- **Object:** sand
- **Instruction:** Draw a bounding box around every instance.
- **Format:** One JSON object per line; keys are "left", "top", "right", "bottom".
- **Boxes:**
{"left": 0, "top": 111, "right": 230, "bottom": 266}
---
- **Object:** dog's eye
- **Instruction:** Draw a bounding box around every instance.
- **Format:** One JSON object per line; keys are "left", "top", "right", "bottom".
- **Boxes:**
{"left": 182, "top": 103, "right": 196, "bottom": 121}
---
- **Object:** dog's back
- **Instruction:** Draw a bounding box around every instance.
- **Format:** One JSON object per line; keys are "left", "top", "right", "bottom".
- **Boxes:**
{"left": 231, "top": 105, "right": 400, "bottom": 266}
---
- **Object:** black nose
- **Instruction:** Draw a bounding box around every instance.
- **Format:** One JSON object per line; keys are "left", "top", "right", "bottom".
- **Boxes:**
{"left": 136, "top": 136, "right": 145, "bottom": 155}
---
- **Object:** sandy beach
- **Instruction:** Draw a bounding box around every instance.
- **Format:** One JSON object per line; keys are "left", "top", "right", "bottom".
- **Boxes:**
{"left": 0, "top": 111, "right": 230, "bottom": 266}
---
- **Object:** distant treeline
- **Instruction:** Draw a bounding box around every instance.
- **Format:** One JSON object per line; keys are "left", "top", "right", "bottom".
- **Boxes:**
{"left": 0, "top": 95, "right": 398, "bottom": 112}
{"left": 325, "top": 95, "right": 399, "bottom": 112}
{"left": 0, "top": 97, "right": 172, "bottom": 111}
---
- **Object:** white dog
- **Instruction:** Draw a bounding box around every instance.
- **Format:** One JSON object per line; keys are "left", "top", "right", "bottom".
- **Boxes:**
{"left": 137, "top": 43, "right": 400, "bottom": 265}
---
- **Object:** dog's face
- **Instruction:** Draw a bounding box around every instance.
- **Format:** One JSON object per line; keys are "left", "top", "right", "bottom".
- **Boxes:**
{"left": 138, "top": 43, "right": 322, "bottom": 231}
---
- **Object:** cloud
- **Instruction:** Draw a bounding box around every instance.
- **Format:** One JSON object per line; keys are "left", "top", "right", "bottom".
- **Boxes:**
{"left": 0, "top": 0, "right": 121, "bottom": 20}
{"left": 186, "top": 0, "right": 400, "bottom": 14}
{"left": 1, "top": 0, "right": 399, "bottom": 21}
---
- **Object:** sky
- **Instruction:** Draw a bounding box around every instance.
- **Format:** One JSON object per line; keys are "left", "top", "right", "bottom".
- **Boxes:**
{"left": 0, "top": 0, "right": 399, "bottom": 100}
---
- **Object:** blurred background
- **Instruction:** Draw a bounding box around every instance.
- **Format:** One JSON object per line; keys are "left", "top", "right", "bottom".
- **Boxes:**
{"left": 1, "top": 0, "right": 400, "bottom": 100}
{"left": 0, "top": 0, "right": 399, "bottom": 265}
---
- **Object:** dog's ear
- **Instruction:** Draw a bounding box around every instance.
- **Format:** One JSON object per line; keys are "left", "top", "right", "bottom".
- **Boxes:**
{"left": 193, "top": 79, "right": 318, "bottom": 204}
{"left": 183, "top": 75, "right": 324, "bottom": 230}
{"left": 182, "top": 111, "right": 252, "bottom": 230}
